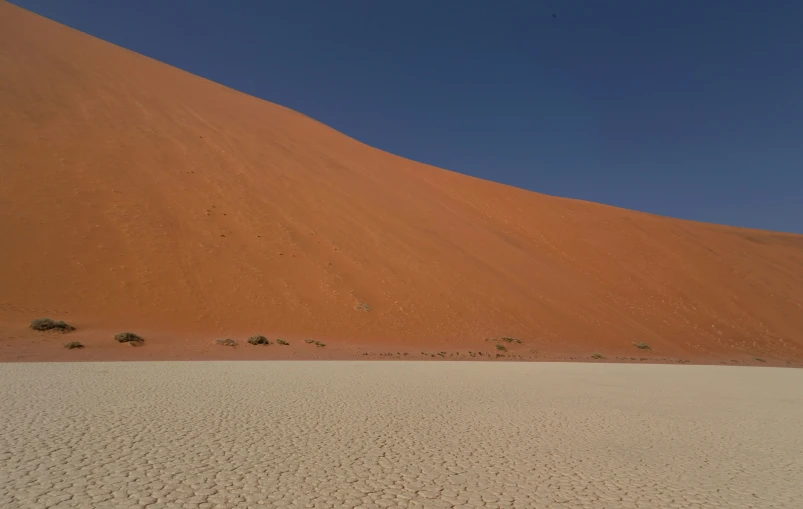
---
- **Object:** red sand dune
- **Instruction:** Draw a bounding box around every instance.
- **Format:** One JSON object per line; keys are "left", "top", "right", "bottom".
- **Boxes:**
{"left": 2, "top": 2, "right": 802, "bottom": 363}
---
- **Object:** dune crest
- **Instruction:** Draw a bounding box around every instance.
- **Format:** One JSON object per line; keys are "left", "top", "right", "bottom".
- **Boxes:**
{"left": 1, "top": 2, "right": 802, "bottom": 361}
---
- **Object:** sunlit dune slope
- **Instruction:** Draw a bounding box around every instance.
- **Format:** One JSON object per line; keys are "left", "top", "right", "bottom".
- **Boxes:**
{"left": 2, "top": 1, "right": 802, "bottom": 360}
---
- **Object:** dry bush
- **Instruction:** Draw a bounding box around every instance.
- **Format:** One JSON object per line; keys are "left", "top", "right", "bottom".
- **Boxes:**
{"left": 247, "top": 335, "right": 270, "bottom": 345}
{"left": 30, "top": 318, "right": 75, "bottom": 332}
{"left": 114, "top": 332, "right": 143, "bottom": 345}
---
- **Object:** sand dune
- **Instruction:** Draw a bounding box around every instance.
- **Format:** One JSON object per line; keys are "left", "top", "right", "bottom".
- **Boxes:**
{"left": 2, "top": 361, "right": 802, "bottom": 507}
{"left": 1, "top": 2, "right": 802, "bottom": 362}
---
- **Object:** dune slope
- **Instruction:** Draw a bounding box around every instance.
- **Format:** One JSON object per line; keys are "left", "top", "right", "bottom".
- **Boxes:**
{"left": 1, "top": 2, "right": 802, "bottom": 361}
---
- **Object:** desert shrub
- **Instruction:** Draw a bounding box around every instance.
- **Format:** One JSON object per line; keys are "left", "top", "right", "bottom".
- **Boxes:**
{"left": 276, "top": 339, "right": 289, "bottom": 346}
{"left": 633, "top": 342, "right": 651, "bottom": 350}
{"left": 114, "top": 332, "right": 143, "bottom": 344}
{"left": 304, "top": 339, "right": 315, "bottom": 344}
{"left": 501, "top": 337, "right": 522, "bottom": 344}
{"left": 247, "top": 335, "right": 270, "bottom": 345}
{"left": 355, "top": 302, "right": 371, "bottom": 312}
{"left": 591, "top": 352, "right": 605, "bottom": 359}
{"left": 63, "top": 341, "right": 84, "bottom": 349}
{"left": 314, "top": 341, "right": 325, "bottom": 347}
{"left": 495, "top": 344, "right": 507, "bottom": 351}
{"left": 753, "top": 357, "right": 766, "bottom": 363}
{"left": 215, "top": 338, "right": 237, "bottom": 347}
{"left": 30, "top": 318, "right": 75, "bottom": 332}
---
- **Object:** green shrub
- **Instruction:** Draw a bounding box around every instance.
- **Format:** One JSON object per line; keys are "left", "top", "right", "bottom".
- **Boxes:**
{"left": 247, "top": 335, "right": 270, "bottom": 345}
{"left": 63, "top": 341, "right": 84, "bottom": 349}
{"left": 114, "top": 332, "right": 143, "bottom": 344}
{"left": 495, "top": 344, "right": 507, "bottom": 351}
{"left": 30, "top": 318, "right": 75, "bottom": 332}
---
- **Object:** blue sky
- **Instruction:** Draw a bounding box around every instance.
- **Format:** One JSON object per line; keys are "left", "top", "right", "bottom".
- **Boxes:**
{"left": 12, "top": 0, "right": 803, "bottom": 233}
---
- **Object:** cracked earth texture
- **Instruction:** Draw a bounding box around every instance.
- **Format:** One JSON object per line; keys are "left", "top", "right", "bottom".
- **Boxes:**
{"left": 1, "top": 362, "right": 801, "bottom": 508}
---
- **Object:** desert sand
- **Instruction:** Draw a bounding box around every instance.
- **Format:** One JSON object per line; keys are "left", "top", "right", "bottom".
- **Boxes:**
{"left": 1, "top": 361, "right": 801, "bottom": 508}
{"left": 1, "top": 2, "right": 803, "bottom": 363}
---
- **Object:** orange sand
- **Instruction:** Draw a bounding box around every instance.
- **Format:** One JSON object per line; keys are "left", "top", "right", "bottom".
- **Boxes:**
{"left": 1, "top": 2, "right": 802, "bottom": 363}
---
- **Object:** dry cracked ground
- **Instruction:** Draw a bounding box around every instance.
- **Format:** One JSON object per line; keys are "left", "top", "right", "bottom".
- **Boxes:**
{"left": 1, "top": 362, "right": 802, "bottom": 509}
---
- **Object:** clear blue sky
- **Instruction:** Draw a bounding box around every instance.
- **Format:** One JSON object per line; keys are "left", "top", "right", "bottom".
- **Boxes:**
{"left": 11, "top": 0, "right": 803, "bottom": 233}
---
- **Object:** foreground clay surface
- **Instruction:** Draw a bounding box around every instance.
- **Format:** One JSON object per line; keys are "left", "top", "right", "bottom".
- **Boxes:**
{"left": 2, "top": 362, "right": 802, "bottom": 508}
{"left": 1, "top": 3, "right": 803, "bottom": 363}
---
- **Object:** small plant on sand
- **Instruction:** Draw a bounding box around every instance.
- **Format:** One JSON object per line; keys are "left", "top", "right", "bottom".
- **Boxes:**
{"left": 215, "top": 338, "right": 237, "bottom": 347}
{"left": 314, "top": 341, "right": 325, "bottom": 347}
{"left": 501, "top": 337, "right": 522, "bottom": 344}
{"left": 591, "top": 352, "right": 605, "bottom": 359}
{"left": 276, "top": 339, "right": 289, "bottom": 346}
{"left": 753, "top": 357, "right": 766, "bottom": 363}
{"left": 633, "top": 341, "right": 651, "bottom": 350}
{"left": 247, "top": 335, "right": 270, "bottom": 345}
{"left": 30, "top": 318, "right": 75, "bottom": 332}
{"left": 355, "top": 301, "right": 371, "bottom": 312}
{"left": 63, "top": 341, "right": 84, "bottom": 349}
{"left": 114, "top": 332, "right": 143, "bottom": 345}
{"left": 304, "top": 339, "right": 315, "bottom": 344}
{"left": 495, "top": 344, "right": 507, "bottom": 351}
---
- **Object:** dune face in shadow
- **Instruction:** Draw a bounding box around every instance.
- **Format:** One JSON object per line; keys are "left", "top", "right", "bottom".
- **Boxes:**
{"left": 1, "top": 2, "right": 802, "bottom": 361}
